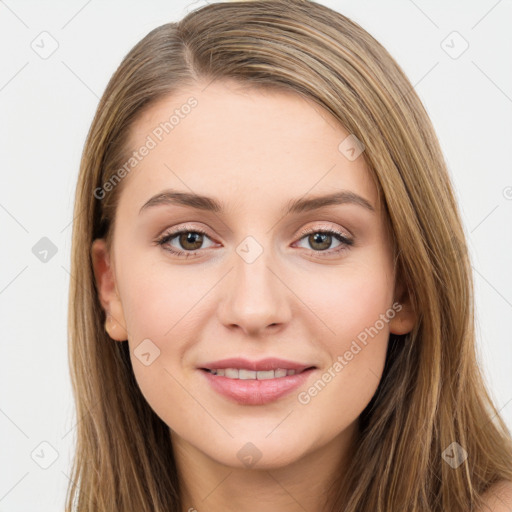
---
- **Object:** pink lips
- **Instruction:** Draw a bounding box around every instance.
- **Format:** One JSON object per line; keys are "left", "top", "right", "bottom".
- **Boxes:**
{"left": 198, "top": 357, "right": 316, "bottom": 405}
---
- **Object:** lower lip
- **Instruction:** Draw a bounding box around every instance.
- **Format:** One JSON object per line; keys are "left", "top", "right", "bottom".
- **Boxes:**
{"left": 200, "top": 368, "right": 316, "bottom": 405}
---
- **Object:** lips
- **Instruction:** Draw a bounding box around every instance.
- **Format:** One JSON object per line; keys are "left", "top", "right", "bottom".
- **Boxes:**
{"left": 198, "top": 357, "right": 317, "bottom": 405}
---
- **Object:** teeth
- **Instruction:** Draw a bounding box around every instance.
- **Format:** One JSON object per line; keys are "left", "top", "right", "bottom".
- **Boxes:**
{"left": 225, "top": 368, "right": 239, "bottom": 378}
{"left": 239, "top": 369, "right": 257, "bottom": 379}
{"left": 207, "top": 368, "right": 300, "bottom": 379}
{"left": 256, "top": 370, "right": 275, "bottom": 379}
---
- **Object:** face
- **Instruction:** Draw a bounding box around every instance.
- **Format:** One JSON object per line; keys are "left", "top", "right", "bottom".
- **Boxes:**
{"left": 92, "top": 80, "right": 415, "bottom": 470}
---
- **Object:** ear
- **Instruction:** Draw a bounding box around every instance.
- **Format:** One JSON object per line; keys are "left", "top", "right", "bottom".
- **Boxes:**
{"left": 91, "top": 238, "right": 128, "bottom": 341}
{"left": 389, "top": 279, "right": 416, "bottom": 335}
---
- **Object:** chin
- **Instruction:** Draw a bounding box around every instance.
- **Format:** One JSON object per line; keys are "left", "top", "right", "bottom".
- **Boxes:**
{"left": 203, "top": 438, "right": 308, "bottom": 471}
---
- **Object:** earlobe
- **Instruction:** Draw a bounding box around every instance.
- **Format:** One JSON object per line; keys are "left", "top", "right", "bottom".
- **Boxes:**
{"left": 389, "top": 280, "right": 416, "bottom": 335}
{"left": 91, "top": 238, "right": 128, "bottom": 342}
{"left": 389, "top": 302, "right": 416, "bottom": 335}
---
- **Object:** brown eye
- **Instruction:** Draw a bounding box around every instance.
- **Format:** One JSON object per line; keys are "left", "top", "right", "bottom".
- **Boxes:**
{"left": 178, "top": 232, "right": 204, "bottom": 251}
{"left": 307, "top": 232, "right": 332, "bottom": 251}
{"left": 294, "top": 228, "right": 354, "bottom": 257}
{"left": 156, "top": 227, "right": 216, "bottom": 258}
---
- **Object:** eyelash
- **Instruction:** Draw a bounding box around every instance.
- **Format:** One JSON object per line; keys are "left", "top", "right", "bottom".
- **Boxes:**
{"left": 155, "top": 224, "right": 354, "bottom": 259}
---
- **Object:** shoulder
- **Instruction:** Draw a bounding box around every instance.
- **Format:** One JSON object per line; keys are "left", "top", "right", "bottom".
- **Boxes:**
{"left": 479, "top": 480, "right": 512, "bottom": 511}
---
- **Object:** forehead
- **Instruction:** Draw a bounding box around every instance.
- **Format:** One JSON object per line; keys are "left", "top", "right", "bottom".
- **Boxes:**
{"left": 119, "top": 80, "right": 379, "bottom": 216}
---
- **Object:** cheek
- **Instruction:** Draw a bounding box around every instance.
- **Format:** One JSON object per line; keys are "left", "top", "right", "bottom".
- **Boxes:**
{"left": 118, "top": 261, "right": 213, "bottom": 395}
{"left": 294, "top": 260, "right": 393, "bottom": 424}
{"left": 119, "top": 265, "right": 202, "bottom": 424}
{"left": 118, "top": 259, "right": 207, "bottom": 341}
{"left": 299, "top": 256, "right": 394, "bottom": 349}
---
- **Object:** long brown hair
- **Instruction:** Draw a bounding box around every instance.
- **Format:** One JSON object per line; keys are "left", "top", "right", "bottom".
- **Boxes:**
{"left": 65, "top": 0, "right": 512, "bottom": 510}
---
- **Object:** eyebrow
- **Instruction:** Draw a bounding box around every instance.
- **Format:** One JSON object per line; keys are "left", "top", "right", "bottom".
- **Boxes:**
{"left": 139, "top": 189, "right": 375, "bottom": 216}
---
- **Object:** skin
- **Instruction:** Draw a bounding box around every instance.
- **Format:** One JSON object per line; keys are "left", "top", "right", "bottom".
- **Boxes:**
{"left": 91, "top": 80, "right": 416, "bottom": 511}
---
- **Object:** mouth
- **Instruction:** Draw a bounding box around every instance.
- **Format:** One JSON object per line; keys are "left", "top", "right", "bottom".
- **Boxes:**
{"left": 198, "top": 358, "right": 318, "bottom": 405}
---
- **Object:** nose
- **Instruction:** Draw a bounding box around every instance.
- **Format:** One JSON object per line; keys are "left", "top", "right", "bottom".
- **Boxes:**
{"left": 216, "top": 246, "right": 292, "bottom": 337}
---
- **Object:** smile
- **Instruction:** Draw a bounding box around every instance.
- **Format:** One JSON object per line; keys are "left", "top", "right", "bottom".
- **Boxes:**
{"left": 200, "top": 367, "right": 316, "bottom": 405}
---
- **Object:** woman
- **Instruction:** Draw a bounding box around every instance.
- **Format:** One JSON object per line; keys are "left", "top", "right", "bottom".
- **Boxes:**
{"left": 66, "top": 0, "right": 512, "bottom": 510}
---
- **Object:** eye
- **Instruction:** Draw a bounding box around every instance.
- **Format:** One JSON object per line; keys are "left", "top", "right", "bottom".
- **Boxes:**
{"left": 293, "top": 227, "right": 354, "bottom": 256}
{"left": 155, "top": 224, "right": 354, "bottom": 259}
{"left": 155, "top": 225, "right": 216, "bottom": 258}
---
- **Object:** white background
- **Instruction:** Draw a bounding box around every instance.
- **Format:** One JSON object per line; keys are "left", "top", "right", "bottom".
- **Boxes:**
{"left": 0, "top": 0, "right": 511, "bottom": 510}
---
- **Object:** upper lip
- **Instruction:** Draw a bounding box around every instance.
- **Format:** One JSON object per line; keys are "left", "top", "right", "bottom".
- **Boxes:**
{"left": 199, "top": 357, "right": 316, "bottom": 373}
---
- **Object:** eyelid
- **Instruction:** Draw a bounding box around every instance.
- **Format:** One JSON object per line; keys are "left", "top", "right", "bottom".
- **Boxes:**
{"left": 294, "top": 221, "right": 352, "bottom": 240}
{"left": 157, "top": 221, "right": 351, "bottom": 241}
{"left": 157, "top": 222, "right": 215, "bottom": 240}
